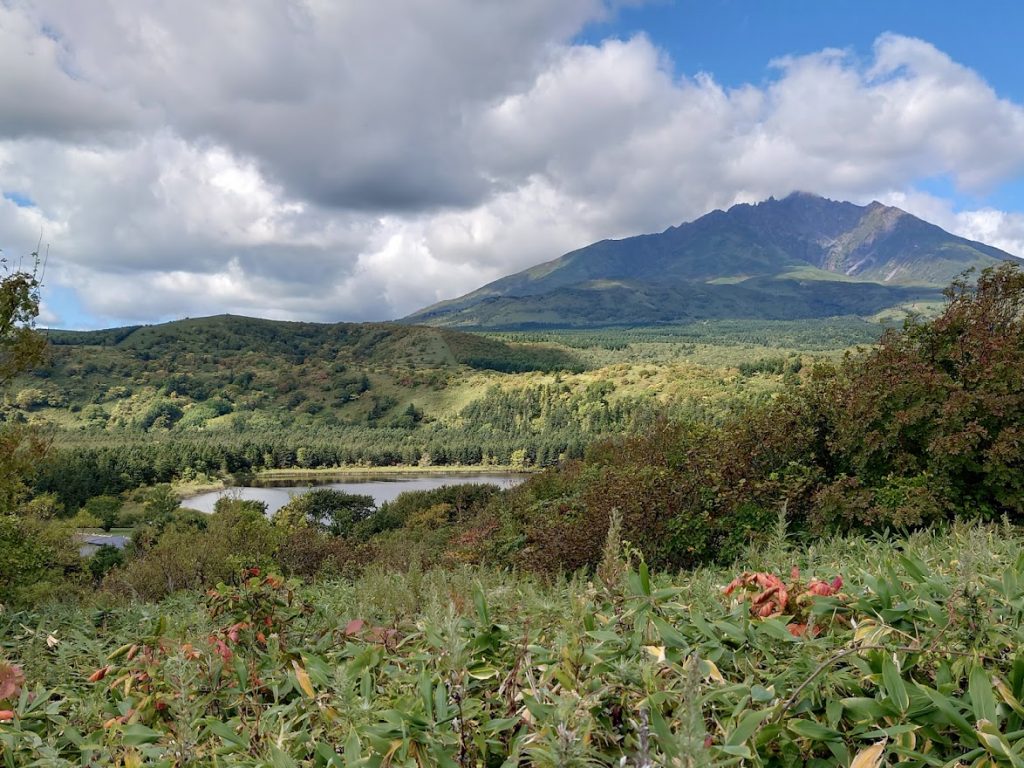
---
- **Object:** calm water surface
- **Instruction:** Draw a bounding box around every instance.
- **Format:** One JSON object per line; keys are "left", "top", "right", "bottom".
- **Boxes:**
{"left": 182, "top": 472, "right": 526, "bottom": 515}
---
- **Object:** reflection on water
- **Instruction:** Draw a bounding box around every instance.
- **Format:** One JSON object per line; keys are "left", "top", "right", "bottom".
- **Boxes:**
{"left": 182, "top": 472, "right": 526, "bottom": 516}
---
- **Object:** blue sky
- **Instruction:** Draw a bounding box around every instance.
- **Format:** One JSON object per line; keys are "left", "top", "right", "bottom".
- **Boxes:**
{"left": 591, "top": 2, "right": 1023, "bottom": 99}
{"left": 585, "top": 1, "right": 1024, "bottom": 213}
{"left": 1, "top": 0, "right": 1023, "bottom": 329}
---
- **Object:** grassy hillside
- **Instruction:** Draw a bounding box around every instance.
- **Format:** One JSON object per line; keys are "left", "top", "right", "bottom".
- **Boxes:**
{"left": 16, "top": 315, "right": 581, "bottom": 434}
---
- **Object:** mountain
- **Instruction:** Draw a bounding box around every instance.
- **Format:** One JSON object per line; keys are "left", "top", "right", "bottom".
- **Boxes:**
{"left": 405, "top": 193, "right": 1018, "bottom": 329}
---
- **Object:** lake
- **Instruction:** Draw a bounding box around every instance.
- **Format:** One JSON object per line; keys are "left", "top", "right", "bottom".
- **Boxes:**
{"left": 181, "top": 472, "right": 526, "bottom": 516}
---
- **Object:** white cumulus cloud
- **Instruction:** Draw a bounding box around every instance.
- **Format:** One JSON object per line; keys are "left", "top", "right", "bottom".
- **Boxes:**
{"left": 0, "top": 2, "right": 1021, "bottom": 327}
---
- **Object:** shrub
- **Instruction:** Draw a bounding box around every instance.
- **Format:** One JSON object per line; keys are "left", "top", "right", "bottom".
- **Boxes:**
{"left": 136, "top": 399, "right": 184, "bottom": 430}
{"left": 83, "top": 495, "right": 123, "bottom": 531}
{"left": 276, "top": 527, "right": 372, "bottom": 579}
{"left": 0, "top": 515, "right": 82, "bottom": 607}
{"left": 355, "top": 483, "right": 500, "bottom": 541}
{"left": 815, "top": 264, "right": 1024, "bottom": 526}
{"left": 87, "top": 544, "right": 124, "bottom": 581}
{"left": 275, "top": 488, "right": 374, "bottom": 537}
{"left": 144, "top": 484, "right": 180, "bottom": 521}
{"left": 118, "top": 502, "right": 280, "bottom": 600}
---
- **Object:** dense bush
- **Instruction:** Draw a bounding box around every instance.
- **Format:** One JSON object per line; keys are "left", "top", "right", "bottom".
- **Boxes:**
{"left": 115, "top": 499, "right": 280, "bottom": 600}
{"left": 274, "top": 489, "right": 375, "bottom": 537}
{"left": 354, "top": 483, "right": 502, "bottom": 541}
{"left": 0, "top": 515, "right": 82, "bottom": 607}
{"left": 814, "top": 264, "right": 1024, "bottom": 524}
{"left": 82, "top": 495, "right": 122, "bottom": 531}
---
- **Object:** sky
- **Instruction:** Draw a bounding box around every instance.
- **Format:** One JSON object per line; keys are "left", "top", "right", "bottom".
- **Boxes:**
{"left": 1, "top": 1, "right": 1024, "bottom": 329}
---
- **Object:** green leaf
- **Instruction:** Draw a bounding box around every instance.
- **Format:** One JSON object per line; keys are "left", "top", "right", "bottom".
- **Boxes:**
{"left": 887, "top": 744, "right": 945, "bottom": 766}
{"left": 419, "top": 674, "right": 434, "bottom": 721}
{"left": 315, "top": 743, "right": 345, "bottom": 767}
{"left": 234, "top": 655, "right": 249, "bottom": 691}
{"left": 639, "top": 561, "right": 652, "bottom": 596}
{"left": 207, "top": 719, "right": 248, "bottom": 749}
{"left": 858, "top": 723, "right": 920, "bottom": 737}
{"left": 995, "top": 675, "right": 1024, "bottom": 716}
{"left": 649, "top": 704, "right": 674, "bottom": 748}
{"left": 919, "top": 684, "right": 976, "bottom": 740}
{"left": 651, "top": 616, "right": 689, "bottom": 649}
{"left": 467, "top": 665, "right": 499, "bottom": 680}
{"left": 882, "top": 655, "right": 910, "bottom": 714}
{"left": 975, "top": 727, "right": 1024, "bottom": 767}
{"left": 483, "top": 717, "right": 521, "bottom": 733}
{"left": 969, "top": 663, "right": 999, "bottom": 724}
{"left": 751, "top": 685, "right": 775, "bottom": 703}
{"left": 268, "top": 745, "right": 298, "bottom": 768}
{"left": 787, "top": 719, "right": 842, "bottom": 741}
{"left": 344, "top": 727, "right": 361, "bottom": 763}
{"left": 716, "top": 744, "right": 752, "bottom": 758}
{"left": 898, "top": 553, "right": 930, "bottom": 582}
{"left": 121, "top": 724, "right": 162, "bottom": 746}
{"left": 713, "top": 620, "right": 747, "bottom": 644}
{"left": 726, "top": 710, "right": 769, "bottom": 747}
{"left": 756, "top": 618, "right": 799, "bottom": 642}
{"left": 1011, "top": 654, "right": 1024, "bottom": 698}
{"left": 473, "top": 584, "right": 489, "bottom": 625}
{"left": 429, "top": 745, "right": 462, "bottom": 768}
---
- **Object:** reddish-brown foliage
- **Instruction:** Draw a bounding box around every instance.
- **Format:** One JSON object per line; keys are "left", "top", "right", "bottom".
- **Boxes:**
{"left": 0, "top": 662, "right": 25, "bottom": 700}
{"left": 724, "top": 569, "right": 843, "bottom": 634}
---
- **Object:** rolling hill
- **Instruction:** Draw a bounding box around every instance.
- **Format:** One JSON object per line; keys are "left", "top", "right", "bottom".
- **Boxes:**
{"left": 405, "top": 192, "right": 1018, "bottom": 329}
{"left": 9, "top": 315, "right": 581, "bottom": 437}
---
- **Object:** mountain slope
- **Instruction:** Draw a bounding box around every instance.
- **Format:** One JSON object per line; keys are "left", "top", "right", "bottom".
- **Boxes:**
{"left": 406, "top": 193, "right": 1017, "bottom": 329}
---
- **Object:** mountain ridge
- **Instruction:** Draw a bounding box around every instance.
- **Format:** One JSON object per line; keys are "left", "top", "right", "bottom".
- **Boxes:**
{"left": 405, "top": 193, "right": 1017, "bottom": 329}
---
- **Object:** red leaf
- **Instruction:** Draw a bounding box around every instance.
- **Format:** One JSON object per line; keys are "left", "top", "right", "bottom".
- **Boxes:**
{"left": 344, "top": 619, "right": 367, "bottom": 636}
{"left": 787, "top": 623, "right": 822, "bottom": 638}
{"left": 0, "top": 663, "right": 25, "bottom": 700}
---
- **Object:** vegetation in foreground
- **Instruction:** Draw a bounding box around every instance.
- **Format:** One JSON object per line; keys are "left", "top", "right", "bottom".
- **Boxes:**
{"left": 3, "top": 523, "right": 1024, "bottom": 766}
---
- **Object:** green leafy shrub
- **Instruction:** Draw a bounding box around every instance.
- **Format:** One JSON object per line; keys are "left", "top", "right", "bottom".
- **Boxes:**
{"left": 136, "top": 400, "right": 184, "bottom": 431}
{"left": 87, "top": 544, "right": 124, "bottom": 581}
{"left": 82, "top": 495, "right": 123, "bottom": 531}
{"left": 274, "top": 488, "right": 374, "bottom": 537}
{"left": 276, "top": 527, "right": 372, "bottom": 579}
{"left": 0, "top": 515, "right": 82, "bottom": 607}
{"left": 116, "top": 501, "right": 280, "bottom": 600}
